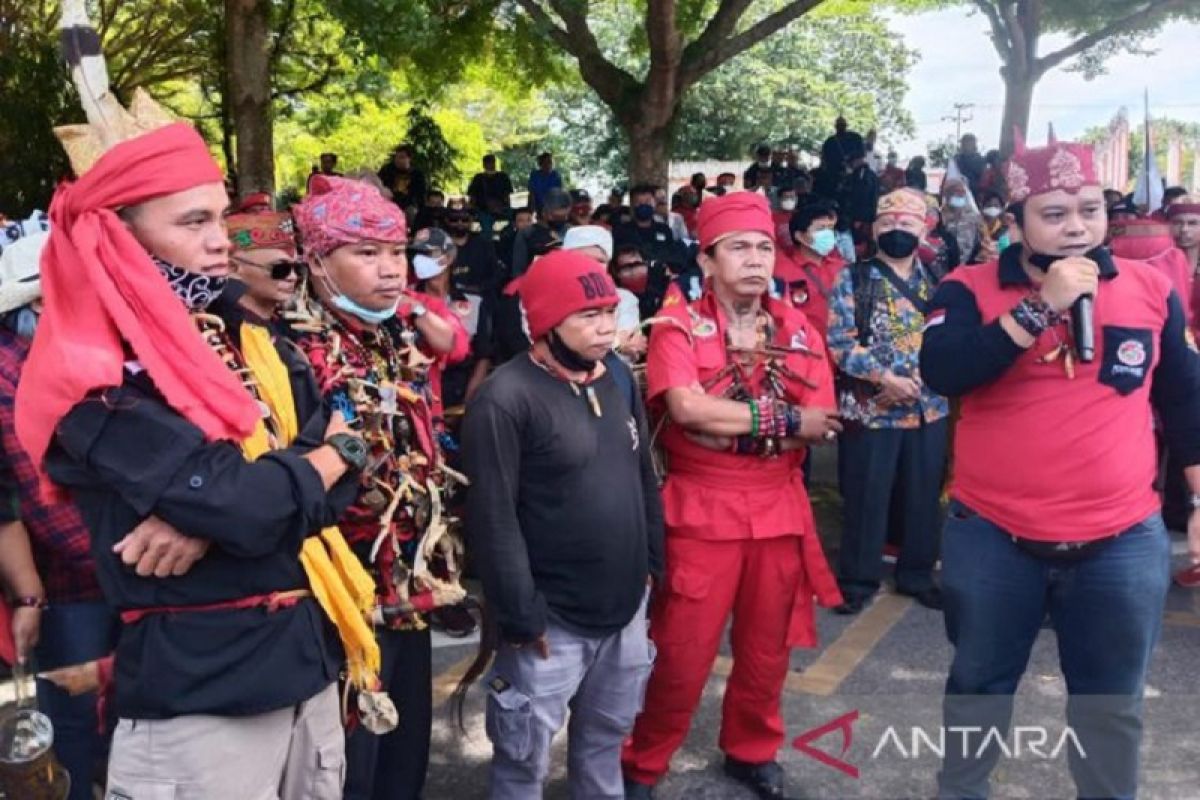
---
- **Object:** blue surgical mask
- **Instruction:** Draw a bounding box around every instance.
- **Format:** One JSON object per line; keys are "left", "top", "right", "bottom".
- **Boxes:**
{"left": 634, "top": 204, "right": 655, "bottom": 222}
{"left": 809, "top": 229, "right": 838, "bottom": 256}
{"left": 948, "top": 196, "right": 968, "bottom": 210}
{"left": 997, "top": 233, "right": 1012, "bottom": 253}
{"left": 316, "top": 255, "right": 398, "bottom": 324}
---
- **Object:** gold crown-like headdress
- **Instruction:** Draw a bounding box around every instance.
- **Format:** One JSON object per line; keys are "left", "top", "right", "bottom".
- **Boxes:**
{"left": 55, "top": 0, "right": 175, "bottom": 175}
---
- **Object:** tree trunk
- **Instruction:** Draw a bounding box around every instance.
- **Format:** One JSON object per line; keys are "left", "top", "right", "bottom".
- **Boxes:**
{"left": 626, "top": 122, "right": 673, "bottom": 188}
{"left": 999, "top": 69, "right": 1036, "bottom": 157}
{"left": 225, "top": 0, "right": 274, "bottom": 199}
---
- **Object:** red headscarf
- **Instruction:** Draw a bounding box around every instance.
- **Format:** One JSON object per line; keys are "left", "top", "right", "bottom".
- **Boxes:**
{"left": 16, "top": 123, "right": 260, "bottom": 493}
{"left": 695, "top": 191, "right": 774, "bottom": 250}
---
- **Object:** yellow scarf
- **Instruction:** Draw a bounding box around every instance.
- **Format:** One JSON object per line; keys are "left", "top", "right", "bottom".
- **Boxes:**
{"left": 238, "top": 322, "right": 380, "bottom": 690}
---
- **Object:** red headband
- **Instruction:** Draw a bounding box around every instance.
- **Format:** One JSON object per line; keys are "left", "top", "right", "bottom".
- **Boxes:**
{"left": 695, "top": 191, "right": 774, "bottom": 250}
{"left": 16, "top": 123, "right": 260, "bottom": 495}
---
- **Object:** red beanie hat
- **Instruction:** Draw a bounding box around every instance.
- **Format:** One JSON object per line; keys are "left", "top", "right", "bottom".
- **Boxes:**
{"left": 695, "top": 191, "right": 774, "bottom": 249}
{"left": 518, "top": 249, "right": 619, "bottom": 341}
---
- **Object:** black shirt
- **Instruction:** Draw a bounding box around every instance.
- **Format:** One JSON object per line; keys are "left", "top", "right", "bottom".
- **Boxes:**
{"left": 467, "top": 171, "right": 514, "bottom": 214}
{"left": 451, "top": 233, "right": 502, "bottom": 295}
{"left": 377, "top": 162, "right": 428, "bottom": 210}
{"left": 45, "top": 295, "right": 357, "bottom": 719}
{"left": 462, "top": 355, "right": 664, "bottom": 642}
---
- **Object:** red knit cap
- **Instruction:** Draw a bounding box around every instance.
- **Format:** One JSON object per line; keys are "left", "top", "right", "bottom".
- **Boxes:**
{"left": 695, "top": 191, "right": 774, "bottom": 249}
{"left": 518, "top": 249, "right": 619, "bottom": 341}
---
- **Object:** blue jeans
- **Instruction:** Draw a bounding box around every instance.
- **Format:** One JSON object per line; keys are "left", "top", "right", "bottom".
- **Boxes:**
{"left": 34, "top": 600, "right": 120, "bottom": 800}
{"left": 937, "top": 504, "right": 1170, "bottom": 800}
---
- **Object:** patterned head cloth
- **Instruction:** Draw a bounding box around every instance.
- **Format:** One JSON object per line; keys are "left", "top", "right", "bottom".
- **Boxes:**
{"left": 292, "top": 175, "right": 407, "bottom": 257}
{"left": 876, "top": 188, "right": 928, "bottom": 222}
{"left": 1003, "top": 128, "right": 1099, "bottom": 204}
{"left": 226, "top": 212, "right": 297, "bottom": 258}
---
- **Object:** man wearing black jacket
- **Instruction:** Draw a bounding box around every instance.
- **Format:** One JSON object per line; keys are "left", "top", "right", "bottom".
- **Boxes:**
{"left": 463, "top": 248, "right": 663, "bottom": 800}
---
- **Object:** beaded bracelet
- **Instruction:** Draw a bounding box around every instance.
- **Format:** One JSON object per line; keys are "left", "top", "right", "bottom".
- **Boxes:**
{"left": 1010, "top": 294, "right": 1060, "bottom": 338}
{"left": 748, "top": 400, "right": 760, "bottom": 438}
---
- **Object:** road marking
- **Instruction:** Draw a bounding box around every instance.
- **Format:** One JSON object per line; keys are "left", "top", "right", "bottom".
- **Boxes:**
{"left": 713, "top": 592, "right": 913, "bottom": 697}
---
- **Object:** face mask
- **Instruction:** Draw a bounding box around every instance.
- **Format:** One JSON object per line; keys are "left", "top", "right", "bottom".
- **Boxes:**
{"left": 548, "top": 327, "right": 597, "bottom": 373}
{"left": 780, "top": 199, "right": 798, "bottom": 212}
{"left": 758, "top": 160, "right": 770, "bottom": 169}
{"left": 3, "top": 307, "right": 38, "bottom": 340}
{"left": 618, "top": 268, "right": 649, "bottom": 294}
{"left": 412, "top": 254, "right": 445, "bottom": 281}
{"left": 809, "top": 229, "right": 838, "bottom": 256}
{"left": 634, "top": 204, "right": 655, "bottom": 222}
{"left": 877, "top": 230, "right": 920, "bottom": 259}
{"left": 153, "top": 256, "right": 227, "bottom": 311}
{"left": 316, "top": 255, "right": 398, "bottom": 324}
{"left": 982, "top": 206, "right": 1002, "bottom": 219}
{"left": 948, "top": 196, "right": 968, "bottom": 210}
{"left": 997, "top": 233, "right": 1012, "bottom": 252}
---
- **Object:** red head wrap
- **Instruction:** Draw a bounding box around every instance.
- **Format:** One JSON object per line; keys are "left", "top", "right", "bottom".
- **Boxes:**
{"left": 292, "top": 175, "right": 407, "bottom": 257}
{"left": 15, "top": 123, "right": 261, "bottom": 493}
{"left": 517, "top": 249, "right": 619, "bottom": 341}
{"left": 1166, "top": 195, "right": 1200, "bottom": 219}
{"left": 1003, "top": 128, "right": 1099, "bottom": 204}
{"left": 695, "top": 191, "right": 774, "bottom": 250}
{"left": 227, "top": 211, "right": 297, "bottom": 258}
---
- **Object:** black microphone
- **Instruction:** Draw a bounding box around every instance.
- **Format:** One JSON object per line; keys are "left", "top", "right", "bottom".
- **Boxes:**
{"left": 1072, "top": 294, "right": 1095, "bottom": 363}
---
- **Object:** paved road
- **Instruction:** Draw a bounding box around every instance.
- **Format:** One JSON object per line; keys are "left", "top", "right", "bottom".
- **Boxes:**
{"left": 425, "top": 448, "right": 1200, "bottom": 799}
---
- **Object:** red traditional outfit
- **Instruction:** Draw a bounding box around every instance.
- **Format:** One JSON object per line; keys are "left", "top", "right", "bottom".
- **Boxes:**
{"left": 773, "top": 245, "right": 846, "bottom": 345}
{"left": 1109, "top": 217, "right": 1196, "bottom": 335}
{"left": 622, "top": 193, "right": 841, "bottom": 787}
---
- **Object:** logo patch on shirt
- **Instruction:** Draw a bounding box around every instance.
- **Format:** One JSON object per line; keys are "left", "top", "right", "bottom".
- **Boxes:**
{"left": 1116, "top": 339, "right": 1146, "bottom": 367}
{"left": 790, "top": 330, "right": 808, "bottom": 349}
{"left": 692, "top": 317, "right": 717, "bottom": 338}
{"left": 923, "top": 309, "right": 946, "bottom": 332}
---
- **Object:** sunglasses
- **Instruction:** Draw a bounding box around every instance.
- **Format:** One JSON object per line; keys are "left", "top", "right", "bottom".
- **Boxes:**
{"left": 232, "top": 254, "right": 305, "bottom": 280}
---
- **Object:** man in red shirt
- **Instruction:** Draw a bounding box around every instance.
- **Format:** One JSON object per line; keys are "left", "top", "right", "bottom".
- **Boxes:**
{"left": 621, "top": 192, "right": 843, "bottom": 800}
{"left": 920, "top": 132, "right": 1200, "bottom": 799}
{"left": 774, "top": 198, "right": 845, "bottom": 343}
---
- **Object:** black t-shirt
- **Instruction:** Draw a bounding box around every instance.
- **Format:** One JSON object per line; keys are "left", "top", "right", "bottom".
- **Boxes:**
{"left": 467, "top": 171, "right": 514, "bottom": 214}
{"left": 462, "top": 355, "right": 664, "bottom": 642}
{"left": 451, "top": 234, "right": 501, "bottom": 295}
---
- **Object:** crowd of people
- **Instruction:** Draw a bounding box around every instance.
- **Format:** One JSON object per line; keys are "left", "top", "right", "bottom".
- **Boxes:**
{"left": 3, "top": 29, "right": 1200, "bottom": 799}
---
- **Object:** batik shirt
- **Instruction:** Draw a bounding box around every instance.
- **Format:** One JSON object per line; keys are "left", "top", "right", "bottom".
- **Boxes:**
{"left": 826, "top": 259, "right": 949, "bottom": 429}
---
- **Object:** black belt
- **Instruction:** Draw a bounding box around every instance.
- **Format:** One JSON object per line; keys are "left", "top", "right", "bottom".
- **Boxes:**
{"left": 1010, "top": 533, "right": 1120, "bottom": 562}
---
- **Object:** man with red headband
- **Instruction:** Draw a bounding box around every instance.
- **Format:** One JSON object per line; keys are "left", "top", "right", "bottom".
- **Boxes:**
{"left": 16, "top": 70, "right": 369, "bottom": 799}
{"left": 1167, "top": 195, "right": 1200, "bottom": 338}
{"left": 622, "top": 192, "right": 843, "bottom": 800}
{"left": 461, "top": 248, "right": 662, "bottom": 799}
{"left": 290, "top": 175, "right": 464, "bottom": 800}
{"left": 920, "top": 132, "right": 1200, "bottom": 799}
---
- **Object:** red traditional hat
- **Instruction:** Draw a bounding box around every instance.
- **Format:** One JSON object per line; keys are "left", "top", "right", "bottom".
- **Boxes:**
{"left": 518, "top": 248, "right": 619, "bottom": 341}
{"left": 1166, "top": 195, "right": 1200, "bottom": 219}
{"left": 1003, "top": 127, "right": 1099, "bottom": 203}
{"left": 695, "top": 191, "right": 774, "bottom": 249}
{"left": 227, "top": 211, "right": 297, "bottom": 257}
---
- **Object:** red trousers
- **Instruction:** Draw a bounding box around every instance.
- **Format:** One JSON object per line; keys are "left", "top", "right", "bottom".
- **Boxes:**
{"left": 622, "top": 535, "right": 804, "bottom": 785}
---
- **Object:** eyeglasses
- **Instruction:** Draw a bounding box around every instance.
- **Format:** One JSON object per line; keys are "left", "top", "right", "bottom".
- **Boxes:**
{"left": 232, "top": 254, "right": 304, "bottom": 280}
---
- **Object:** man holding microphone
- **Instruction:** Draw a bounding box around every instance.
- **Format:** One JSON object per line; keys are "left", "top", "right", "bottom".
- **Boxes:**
{"left": 920, "top": 132, "right": 1200, "bottom": 799}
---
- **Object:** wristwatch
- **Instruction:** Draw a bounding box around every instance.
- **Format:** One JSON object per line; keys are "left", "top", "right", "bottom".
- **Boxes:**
{"left": 409, "top": 302, "right": 428, "bottom": 319}
{"left": 326, "top": 432, "right": 369, "bottom": 471}
{"left": 1190, "top": 493, "right": 1200, "bottom": 511}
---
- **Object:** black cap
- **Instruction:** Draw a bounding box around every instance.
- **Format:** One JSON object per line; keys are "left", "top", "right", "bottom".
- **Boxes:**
{"left": 570, "top": 188, "right": 592, "bottom": 204}
{"left": 409, "top": 227, "right": 455, "bottom": 256}
{"left": 543, "top": 187, "right": 572, "bottom": 211}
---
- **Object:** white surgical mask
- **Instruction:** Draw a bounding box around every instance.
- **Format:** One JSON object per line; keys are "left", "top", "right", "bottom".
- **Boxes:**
{"left": 982, "top": 206, "right": 1002, "bottom": 219}
{"left": 413, "top": 254, "right": 445, "bottom": 280}
{"left": 780, "top": 198, "right": 797, "bottom": 212}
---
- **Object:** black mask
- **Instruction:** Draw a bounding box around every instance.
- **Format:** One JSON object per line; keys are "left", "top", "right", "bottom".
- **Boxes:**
{"left": 877, "top": 230, "right": 919, "bottom": 259}
{"left": 548, "top": 328, "right": 597, "bottom": 374}
{"left": 1027, "top": 246, "right": 1110, "bottom": 271}
{"left": 153, "top": 256, "right": 227, "bottom": 311}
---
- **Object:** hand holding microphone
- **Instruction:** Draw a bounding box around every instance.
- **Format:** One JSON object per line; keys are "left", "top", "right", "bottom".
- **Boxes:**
{"left": 1039, "top": 256, "right": 1099, "bottom": 363}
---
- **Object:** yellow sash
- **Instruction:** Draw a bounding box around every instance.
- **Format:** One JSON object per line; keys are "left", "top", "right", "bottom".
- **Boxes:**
{"left": 238, "top": 322, "right": 380, "bottom": 690}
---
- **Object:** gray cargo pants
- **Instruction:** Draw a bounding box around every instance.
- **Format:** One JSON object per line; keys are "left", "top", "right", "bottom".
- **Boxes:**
{"left": 486, "top": 592, "right": 654, "bottom": 800}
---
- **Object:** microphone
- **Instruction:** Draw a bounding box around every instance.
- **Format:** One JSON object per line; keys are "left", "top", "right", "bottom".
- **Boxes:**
{"left": 1072, "top": 294, "right": 1095, "bottom": 363}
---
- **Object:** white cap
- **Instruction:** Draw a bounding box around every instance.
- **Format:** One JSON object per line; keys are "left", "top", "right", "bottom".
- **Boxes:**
{"left": 0, "top": 231, "right": 48, "bottom": 314}
{"left": 562, "top": 225, "right": 613, "bottom": 262}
